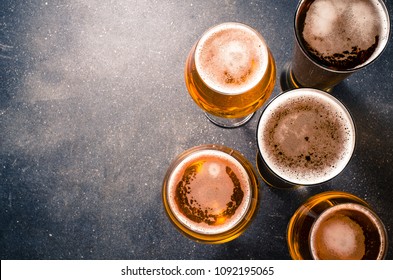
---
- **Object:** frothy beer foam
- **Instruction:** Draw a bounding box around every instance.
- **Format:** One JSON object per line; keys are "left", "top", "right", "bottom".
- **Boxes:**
{"left": 195, "top": 22, "right": 268, "bottom": 95}
{"left": 257, "top": 89, "right": 355, "bottom": 185}
{"left": 314, "top": 213, "right": 365, "bottom": 259}
{"left": 167, "top": 149, "right": 251, "bottom": 235}
{"left": 301, "top": 0, "right": 388, "bottom": 69}
{"left": 309, "top": 203, "right": 378, "bottom": 260}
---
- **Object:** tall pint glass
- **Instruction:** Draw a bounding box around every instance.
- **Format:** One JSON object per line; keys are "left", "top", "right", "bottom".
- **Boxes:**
{"left": 185, "top": 22, "right": 276, "bottom": 128}
{"left": 287, "top": 191, "right": 388, "bottom": 260}
{"left": 281, "top": 0, "right": 390, "bottom": 91}
{"left": 256, "top": 88, "right": 356, "bottom": 188}
{"left": 162, "top": 144, "right": 260, "bottom": 243}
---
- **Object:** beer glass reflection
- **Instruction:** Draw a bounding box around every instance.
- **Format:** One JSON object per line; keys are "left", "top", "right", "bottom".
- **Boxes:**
{"left": 256, "top": 88, "right": 355, "bottom": 188}
{"left": 287, "top": 191, "right": 388, "bottom": 260}
{"left": 162, "top": 145, "right": 259, "bottom": 243}
{"left": 185, "top": 22, "right": 276, "bottom": 128}
{"left": 281, "top": 0, "right": 390, "bottom": 91}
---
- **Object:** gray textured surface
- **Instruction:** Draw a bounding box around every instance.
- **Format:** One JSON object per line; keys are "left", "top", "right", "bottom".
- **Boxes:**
{"left": 1, "top": 0, "right": 392, "bottom": 259}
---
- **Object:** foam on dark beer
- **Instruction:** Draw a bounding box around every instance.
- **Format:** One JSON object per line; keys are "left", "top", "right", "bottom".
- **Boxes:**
{"left": 258, "top": 89, "right": 355, "bottom": 185}
{"left": 301, "top": 0, "right": 386, "bottom": 69}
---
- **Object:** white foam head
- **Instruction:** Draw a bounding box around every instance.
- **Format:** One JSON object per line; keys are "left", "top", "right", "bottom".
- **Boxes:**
{"left": 310, "top": 203, "right": 386, "bottom": 260}
{"left": 301, "top": 0, "right": 390, "bottom": 68}
{"left": 257, "top": 88, "right": 355, "bottom": 185}
{"left": 166, "top": 149, "right": 251, "bottom": 235}
{"left": 195, "top": 22, "right": 269, "bottom": 95}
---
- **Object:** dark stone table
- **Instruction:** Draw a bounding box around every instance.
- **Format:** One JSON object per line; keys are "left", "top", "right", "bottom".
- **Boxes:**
{"left": 1, "top": 0, "right": 392, "bottom": 259}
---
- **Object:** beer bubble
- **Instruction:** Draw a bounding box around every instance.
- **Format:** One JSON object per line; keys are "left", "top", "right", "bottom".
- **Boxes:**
{"left": 207, "top": 162, "right": 221, "bottom": 178}
{"left": 195, "top": 22, "right": 268, "bottom": 95}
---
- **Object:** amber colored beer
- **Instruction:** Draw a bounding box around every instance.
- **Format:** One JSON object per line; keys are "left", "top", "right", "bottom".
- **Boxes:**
{"left": 162, "top": 145, "right": 259, "bottom": 243}
{"left": 185, "top": 22, "right": 276, "bottom": 126}
{"left": 287, "top": 191, "right": 388, "bottom": 260}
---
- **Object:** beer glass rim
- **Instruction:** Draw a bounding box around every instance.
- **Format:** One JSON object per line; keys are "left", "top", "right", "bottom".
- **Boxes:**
{"left": 308, "top": 202, "right": 388, "bottom": 260}
{"left": 294, "top": 0, "right": 391, "bottom": 74}
{"left": 162, "top": 144, "right": 260, "bottom": 243}
{"left": 194, "top": 21, "right": 270, "bottom": 95}
{"left": 256, "top": 88, "right": 356, "bottom": 186}
{"left": 286, "top": 191, "right": 388, "bottom": 260}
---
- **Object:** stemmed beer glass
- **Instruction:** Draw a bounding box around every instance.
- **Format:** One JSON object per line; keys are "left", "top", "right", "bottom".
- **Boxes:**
{"left": 185, "top": 22, "right": 276, "bottom": 128}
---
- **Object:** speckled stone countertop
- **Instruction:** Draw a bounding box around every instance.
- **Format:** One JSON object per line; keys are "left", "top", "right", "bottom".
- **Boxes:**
{"left": 1, "top": 0, "right": 392, "bottom": 259}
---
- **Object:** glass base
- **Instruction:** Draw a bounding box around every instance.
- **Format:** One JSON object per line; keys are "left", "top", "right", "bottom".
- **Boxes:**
{"left": 280, "top": 63, "right": 334, "bottom": 93}
{"left": 255, "top": 152, "right": 300, "bottom": 189}
{"left": 280, "top": 62, "right": 301, "bottom": 91}
{"left": 205, "top": 112, "right": 254, "bottom": 128}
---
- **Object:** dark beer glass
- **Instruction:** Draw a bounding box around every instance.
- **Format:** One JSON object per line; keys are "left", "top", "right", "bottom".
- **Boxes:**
{"left": 281, "top": 0, "right": 390, "bottom": 91}
{"left": 256, "top": 88, "right": 355, "bottom": 188}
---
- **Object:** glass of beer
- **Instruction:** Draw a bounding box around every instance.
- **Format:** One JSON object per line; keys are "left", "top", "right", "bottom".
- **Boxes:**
{"left": 162, "top": 144, "right": 260, "bottom": 243}
{"left": 281, "top": 0, "right": 390, "bottom": 91}
{"left": 256, "top": 88, "right": 356, "bottom": 189}
{"left": 287, "top": 191, "right": 388, "bottom": 260}
{"left": 185, "top": 22, "right": 276, "bottom": 128}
